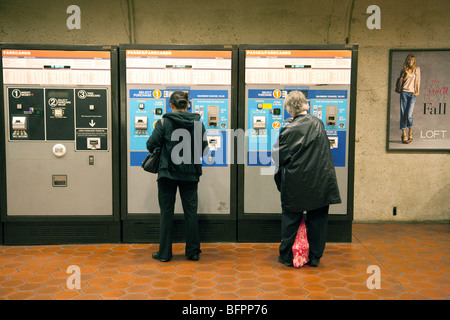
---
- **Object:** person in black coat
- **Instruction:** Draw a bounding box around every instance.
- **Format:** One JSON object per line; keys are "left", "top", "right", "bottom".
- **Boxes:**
{"left": 146, "top": 91, "right": 208, "bottom": 262}
{"left": 272, "top": 91, "right": 341, "bottom": 267}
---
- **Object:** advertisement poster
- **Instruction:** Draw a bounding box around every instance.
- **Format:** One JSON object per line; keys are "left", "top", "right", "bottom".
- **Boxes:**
{"left": 388, "top": 49, "right": 450, "bottom": 151}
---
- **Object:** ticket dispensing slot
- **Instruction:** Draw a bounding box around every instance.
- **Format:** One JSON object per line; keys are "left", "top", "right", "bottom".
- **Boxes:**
{"left": 12, "top": 116, "right": 28, "bottom": 138}
{"left": 207, "top": 136, "right": 221, "bottom": 151}
{"left": 328, "top": 136, "right": 338, "bottom": 149}
{"left": 53, "top": 108, "right": 64, "bottom": 118}
{"left": 207, "top": 105, "right": 219, "bottom": 127}
{"left": 326, "top": 105, "right": 338, "bottom": 127}
{"left": 135, "top": 116, "right": 148, "bottom": 134}
{"left": 52, "top": 175, "right": 67, "bottom": 187}
{"left": 253, "top": 115, "right": 266, "bottom": 135}
{"left": 87, "top": 137, "right": 101, "bottom": 150}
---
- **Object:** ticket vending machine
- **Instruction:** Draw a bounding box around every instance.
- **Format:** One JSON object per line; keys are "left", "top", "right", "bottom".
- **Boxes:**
{"left": 238, "top": 45, "right": 358, "bottom": 242}
{"left": 120, "top": 45, "right": 237, "bottom": 242}
{"left": 0, "top": 45, "right": 120, "bottom": 244}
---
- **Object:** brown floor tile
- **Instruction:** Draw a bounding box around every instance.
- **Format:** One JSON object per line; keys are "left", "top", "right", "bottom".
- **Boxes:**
{"left": 147, "top": 288, "right": 172, "bottom": 298}
{"left": 306, "top": 292, "right": 333, "bottom": 300}
{"left": 120, "top": 293, "right": 148, "bottom": 300}
{"left": 214, "top": 283, "right": 239, "bottom": 293}
{"left": 300, "top": 275, "right": 323, "bottom": 284}
{"left": 322, "top": 280, "right": 347, "bottom": 288}
{"left": 129, "top": 276, "right": 153, "bottom": 285}
{"left": 167, "top": 293, "right": 194, "bottom": 300}
{"left": 352, "top": 292, "right": 379, "bottom": 300}
{"left": 0, "top": 287, "right": 16, "bottom": 298}
{"left": 302, "top": 284, "right": 328, "bottom": 292}
{"left": 213, "top": 292, "right": 239, "bottom": 300}
{"left": 53, "top": 291, "right": 81, "bottom": 300}
{"left": 17, "top": 283, "right": 43, "bottom": 291}
{"left": 235, "top": 288, "right": 263, "bottom": 298}
{"left": 106, "top": 280, "right": 132, "bottom": 290}
{"left": 259, "top": 283, "right": 284, "bottom": 292}
{"left": 8, "top": 291, "right": 36, "bottom": 300}
{"left": 281, "top": 287, "right": 309, "bottom": 298}
{"left": 80, "top": 285, "right": 107, "bottom": 295}
{"left": 193, "top": 279, "right": 217, "bottom": 288}
{"left": 100, "top": 289, "right": 127, "bottom": 299}
{"left": 191, "top": 288, "right": 216, "bottom": 297}
{"left": 259, "top": 292, "right": 287, "bottom": 300}
{"left": 35, "top": 286, "right": 62, "bottom": 295}
{"left": 0, "top": 223, "right": 448, "bottom": 300}
{"left": 171, "top": 284, "right": 194, "bottom": 293}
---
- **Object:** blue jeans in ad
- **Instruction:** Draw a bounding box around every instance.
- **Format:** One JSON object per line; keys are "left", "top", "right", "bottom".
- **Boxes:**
{"left": 400, "top": 91, "right": 416, "bottom": 129}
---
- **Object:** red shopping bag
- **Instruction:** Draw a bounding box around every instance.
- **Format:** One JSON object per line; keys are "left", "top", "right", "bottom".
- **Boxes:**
{"left": 292, "top": 218, "right": 309, "bottom": 268}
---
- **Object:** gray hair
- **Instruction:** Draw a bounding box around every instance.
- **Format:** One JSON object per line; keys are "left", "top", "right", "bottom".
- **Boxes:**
{"left": 284, "top": 91, "right": 309, "bottom": 116}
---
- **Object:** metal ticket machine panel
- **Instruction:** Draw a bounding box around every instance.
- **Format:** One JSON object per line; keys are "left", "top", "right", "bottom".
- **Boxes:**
{"left": 238, "top": 45, "right": 358, "bottom": 242}
{"left": 0, "top": 45, "right": 120, "bottom": 244}
{"left": 120, "top": 45, "right": 237, "bottom": 242}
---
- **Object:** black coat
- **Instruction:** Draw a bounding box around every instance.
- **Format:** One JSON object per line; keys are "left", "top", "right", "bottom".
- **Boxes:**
{"left": 146, "top": 111, "right": 209, "bottom": 182}
{"left": 272, "top": 114, "right": 341, "bottom": 212}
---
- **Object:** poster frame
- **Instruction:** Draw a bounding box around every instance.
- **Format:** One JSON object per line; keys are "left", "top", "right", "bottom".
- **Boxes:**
{"left": 387, "top": 48, "right": 450, "bottom": 152}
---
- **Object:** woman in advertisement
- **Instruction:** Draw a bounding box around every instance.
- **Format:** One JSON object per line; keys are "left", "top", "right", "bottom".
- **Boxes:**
{"left": 399, "top": 54, "right": 421, "bottom": 144}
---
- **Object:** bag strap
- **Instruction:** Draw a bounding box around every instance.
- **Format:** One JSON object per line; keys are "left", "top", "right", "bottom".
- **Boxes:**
{"left": 160, "top": 117, "right": 165, "bottom": 146}
{"left": 160, "top": 117, "right": 166, "bottom": 135}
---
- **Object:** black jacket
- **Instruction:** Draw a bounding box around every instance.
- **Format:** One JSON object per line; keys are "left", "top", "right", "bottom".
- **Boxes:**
{"left": 146, "top": 111, "right": 208, "bottom": 182}
{"left": 272, "top": 114, "right": 341, "bottom": 212}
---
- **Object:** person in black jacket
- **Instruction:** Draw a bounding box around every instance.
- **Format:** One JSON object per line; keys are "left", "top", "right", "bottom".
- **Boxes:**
{"left": 272, "top": 91, "right": 341, "bottom": 267}
{"left": 146, "top": 91, "right": 208, "bottom": 262}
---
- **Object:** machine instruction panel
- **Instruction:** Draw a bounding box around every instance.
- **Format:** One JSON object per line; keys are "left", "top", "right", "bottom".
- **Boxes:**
{"left": 244, "top": 49, "right": 354, "bottom": 215}
{"left": 125, "top": 49, "right": 233, "bottom": 214}
{"left": 2, "top": 48, "right": 113, "bottom": 216}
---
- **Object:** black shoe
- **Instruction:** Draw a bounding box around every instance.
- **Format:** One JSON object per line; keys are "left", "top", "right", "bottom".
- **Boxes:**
{"left": 278, "top": 257, "right": 293, "bottom": 267}
{"left": 187, "top": 254, "right": 200, "bottom": 261}
{"left": 152, "top": 252, "right": 171, "bottom": 262}
{"left": 306, "top": 258, "right": 320, "bottom": 267}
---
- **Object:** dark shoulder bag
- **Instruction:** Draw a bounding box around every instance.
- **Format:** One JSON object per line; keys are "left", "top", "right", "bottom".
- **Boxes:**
{"left": 395, "top": 71, "right": 405, "bottom": 94}
{"left": 142, "top": 118, "right": 164, "bottom": 173}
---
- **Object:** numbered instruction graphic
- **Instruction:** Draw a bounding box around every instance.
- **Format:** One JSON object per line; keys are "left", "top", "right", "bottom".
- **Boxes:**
{"left": 247, "top": 88, "right": 348, "bottom": 167}
{"left": 128, "top": 88, "right": 230, "bottom": 167}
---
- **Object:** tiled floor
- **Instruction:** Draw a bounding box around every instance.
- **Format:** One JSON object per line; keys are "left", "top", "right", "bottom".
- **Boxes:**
{"left": 0, "top": 223, "right": 448, "bottom": 300}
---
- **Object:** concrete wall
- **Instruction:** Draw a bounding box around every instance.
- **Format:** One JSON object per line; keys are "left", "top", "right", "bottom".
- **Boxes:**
{"left": 1, "top": 0, "right": 449, "bottom": 222}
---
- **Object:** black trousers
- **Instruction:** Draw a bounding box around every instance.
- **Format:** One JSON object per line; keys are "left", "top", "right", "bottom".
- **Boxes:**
{"left": 157, "top": 178, "right": 201, "bottom": 260}
{"left": 279, "top": 205, "right": 329, "bottom": 263}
